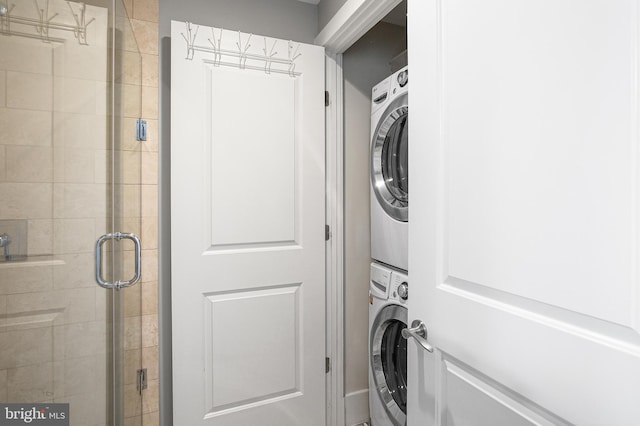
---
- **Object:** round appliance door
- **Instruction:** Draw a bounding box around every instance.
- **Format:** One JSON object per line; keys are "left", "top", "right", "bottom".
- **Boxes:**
{"left": 370, "top": 304, "right": 408, "bottom": 426}
{"left": 371, "top": 92, "right": 408, "bottom": 222}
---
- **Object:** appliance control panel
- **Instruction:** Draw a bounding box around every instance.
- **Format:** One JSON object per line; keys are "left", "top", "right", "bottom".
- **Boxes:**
{"left": 389, "top": 272, "right": 408, "bottom": 305}
{"left": 389, "top": 66, "right": 408, "bottom": 98}
{"left": 371, "top": 77, "right": 390, "bottom": 105}
{"left": 370, "top": 263, "right": 391, "bottom": 299}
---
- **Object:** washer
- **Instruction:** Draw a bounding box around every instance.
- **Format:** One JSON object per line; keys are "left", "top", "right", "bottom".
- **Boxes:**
{"left": 369, "top": 262, "right": 408, "bottom": 426}
{"left": 370, "top": 66, "right": 409, "bottom": 272}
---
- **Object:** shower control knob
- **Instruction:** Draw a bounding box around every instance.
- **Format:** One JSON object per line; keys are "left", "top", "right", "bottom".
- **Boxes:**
{"left": 398, "top": 282, "right": 408, "bottom": 300}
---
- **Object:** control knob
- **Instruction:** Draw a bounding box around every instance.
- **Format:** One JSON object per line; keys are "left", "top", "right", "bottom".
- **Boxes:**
{"left": 397, "top": 70, "right": 408, "bottom": 87}
{"left": 397, "top": 282, "right": 408, "bottom": 300}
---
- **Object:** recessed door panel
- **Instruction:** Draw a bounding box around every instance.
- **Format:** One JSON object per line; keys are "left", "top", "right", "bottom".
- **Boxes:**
{"left": 445, "top": 0, "right": 635, "bottom": 322}
{"left": 440, "top": 357, "right": 565, "bottom": 426}
{"left": 204, "top": 284, "right": 301, "bottom": 413}
{"left": 207, "top": 67, "right": 298, "bottom": 248}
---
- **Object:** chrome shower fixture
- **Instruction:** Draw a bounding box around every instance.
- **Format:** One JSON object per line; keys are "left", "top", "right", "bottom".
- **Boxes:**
{"left": 0, "top": 233, "right": 12, "bottom": 260}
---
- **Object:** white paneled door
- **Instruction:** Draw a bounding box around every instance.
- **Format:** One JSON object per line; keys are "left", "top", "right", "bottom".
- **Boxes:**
{"left": 408, "top": 1, "right": 640, "bottom": 425}
{"left": 170, "top": 21, "right": 325, "bottom": 425}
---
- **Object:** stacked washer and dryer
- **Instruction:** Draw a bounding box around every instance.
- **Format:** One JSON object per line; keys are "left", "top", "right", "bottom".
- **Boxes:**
{"left": 368, "top": 66, "right": 409, "bottom": 426}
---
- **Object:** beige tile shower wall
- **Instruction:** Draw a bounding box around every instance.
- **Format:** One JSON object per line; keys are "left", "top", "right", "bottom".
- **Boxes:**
{"left": 0, "top": 2, "right": 111, "bottom": 424}
{"left": 127, "top": 0, "right": 159, "bottom": 424}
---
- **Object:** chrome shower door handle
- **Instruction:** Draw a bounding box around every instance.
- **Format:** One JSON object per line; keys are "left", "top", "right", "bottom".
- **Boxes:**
{"left": 402, "top": 319, "right": 434, "bottom": 352}
{"left": 95, "top": 232, "right": 142, "bottom": 289}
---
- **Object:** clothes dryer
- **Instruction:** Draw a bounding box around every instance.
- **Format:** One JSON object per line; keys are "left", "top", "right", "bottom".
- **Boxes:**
{"left": 369, "top": 262, "right": 408, "bottom": 426}
{"left": 370, "top": 67, "right": 409, "bottom": 271}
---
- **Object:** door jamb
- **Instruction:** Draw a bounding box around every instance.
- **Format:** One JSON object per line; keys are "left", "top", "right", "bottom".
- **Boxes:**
{"left": 318, "top": 1, "right": 403, "bottom": 425}
{"left": 325, "top": 51, "right": 345, "bottom": 426}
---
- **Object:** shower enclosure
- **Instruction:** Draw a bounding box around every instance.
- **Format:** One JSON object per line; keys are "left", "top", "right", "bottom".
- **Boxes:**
{"left": 0, "top": 0, "right": 144, "bottom": 424}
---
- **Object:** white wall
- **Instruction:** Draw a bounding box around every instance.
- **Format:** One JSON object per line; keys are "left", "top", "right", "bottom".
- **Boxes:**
{"left": 343, "top": 20, "right": 406, "bottom": 396}
{"left": 318, "top": 0, "right": 348, "bottom": 33}
{"left": 159, "top": 0, "right": 317, "bottom": 43}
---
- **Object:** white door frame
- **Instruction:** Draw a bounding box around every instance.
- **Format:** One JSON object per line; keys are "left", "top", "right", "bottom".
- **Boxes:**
{"left": 324, "top": 50, "right": 346, "bottom": 426}
{"left": 316, "top": 1, "right": 403, "bottom": 425}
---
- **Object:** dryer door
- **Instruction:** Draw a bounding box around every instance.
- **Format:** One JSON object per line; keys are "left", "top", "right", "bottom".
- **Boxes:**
{"left": 371, "top": 93, "right": 409, "bottom": 222}
{"left": 371, "top": 304, "right": 408, "bottom": 426}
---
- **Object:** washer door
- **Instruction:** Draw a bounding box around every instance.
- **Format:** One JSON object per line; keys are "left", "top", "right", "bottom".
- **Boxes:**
{"left": 371, "top": 304, "right": 408, "bottom": 426}
{"left": 371, "top": 93, "right": 409, "bottom": 222}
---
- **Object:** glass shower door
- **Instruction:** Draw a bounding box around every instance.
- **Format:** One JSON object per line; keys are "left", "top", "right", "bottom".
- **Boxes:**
{"left": 111, "top": 2, "right": 145, "bottom": 424}
{"left": 0, "top": 0, "right": 143, "bottom": 424}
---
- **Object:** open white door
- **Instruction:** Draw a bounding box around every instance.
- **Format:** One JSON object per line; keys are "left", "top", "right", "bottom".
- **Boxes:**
{"left": 408, "top": 1, "right": 640, "bottom": 425}
{"left": 170, "top": 21, "right": 326, "bottom": 425}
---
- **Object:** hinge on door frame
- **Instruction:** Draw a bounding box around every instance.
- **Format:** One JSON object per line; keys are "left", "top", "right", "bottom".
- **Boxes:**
{"left": 326, "top": 357, "right": 331, "bottom": 373}
{"left": 325, "top": 225, "right": 331, "bottom": 241}
{"left": 325, "top": 91, "right": 330, "bottom": 107}
{"left": 137, "top": 368, "right": 147, "bottom": 395}
{"left": 136, "top": 118, "right": 147, "bottom": 141}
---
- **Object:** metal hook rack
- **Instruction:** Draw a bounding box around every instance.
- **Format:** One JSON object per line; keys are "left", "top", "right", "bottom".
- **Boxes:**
{"left": 236, "top": 30, "right": 251, "bottom": 69}
{"left": 0, "top": 0, "right": 94, "bottom": 45}
{"left": 263, "top": 37, "right": 277, "bottom": 74}
{"left": 181, "top": 21, "right": 198, "bottom": 60}
{"left": 287, "top": 40, "right": 301, "bottom": 77}
{"left": 181, "top": 21, "right": 302, "bottom": 77}
{"left": 208, "top": 27, "right": 222, "bottom": 66}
